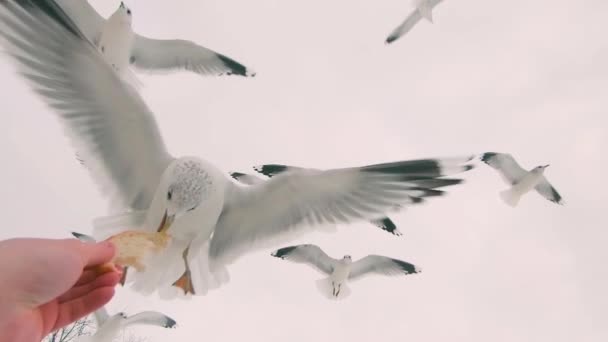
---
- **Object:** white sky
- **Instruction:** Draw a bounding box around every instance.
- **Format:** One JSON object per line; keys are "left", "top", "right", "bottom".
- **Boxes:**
{"left": 0, "top": 0, "right": 606, "bottom": 341}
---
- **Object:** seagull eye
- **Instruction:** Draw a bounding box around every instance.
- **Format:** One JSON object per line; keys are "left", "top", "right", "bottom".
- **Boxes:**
{"left": 167, "top": 191, "right": 172, "bottom": 200}
{"left": 127, "top": 9, "right": 131, "bottom": 15}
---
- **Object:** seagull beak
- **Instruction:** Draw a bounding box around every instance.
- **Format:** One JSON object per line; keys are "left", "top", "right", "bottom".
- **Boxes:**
{"left": 543, "top": 164, "right": 550, "bottom": 169}
{"left": 120, "top": 2, "right": 125, "bottom": 8}
{"left": 157, "top": 210, "right": 176, "bottom": 233}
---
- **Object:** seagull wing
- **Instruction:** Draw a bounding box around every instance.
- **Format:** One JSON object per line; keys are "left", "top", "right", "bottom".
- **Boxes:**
{"left": 385, "top": 0, "right": 443, "bottom": 44}
{"left": 123, "top": 311, "right": 177, "bottom": 329}
{"left": 0, "top": 0, "right": 174, "bottom": 211}
{"left": 93, "top": 307, "right": 110, "bottom": 327}
{"left": 534, "top": 177, "right": 564, "bottom": 205}
{"left": 130, "top": 34, "right": 255, "bottom": 77}
{"left": 348, "top": 255, "right": 421, "bottom": 281}
{"left": 480, "top": 152, "right": 527, "bottom": 185}
{"left": 55, "top": 0, "right": 104, "bottom": 43}
{"left": 209, "top": 157, "right": 473, "bottom": 267}
{"left": 271, "top": 244, "right": 337, "bottom": 275}
{"left": 229, "top": 172, "right": 265, "bottom": 186}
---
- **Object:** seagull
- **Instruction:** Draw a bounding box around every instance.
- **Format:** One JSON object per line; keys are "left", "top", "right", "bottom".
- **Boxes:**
{"left": 229, "top": 171, "right": 403, "bottom": 236}
{"left": 385, "top": 0, "right": 444, "bottom": 44}
{"left": 74, "top": 306, "right": 176, "bottom": 342}
{"left": 53, "top": 0, "right": 255, "bottom": 77}
{"left": 480, "top": 152, "right": 564, "bottom": 207}
{"left": 271, "top": 244, "right": 421, "bottom": 299}
{"left": 0, "top": 0, "right": 474, "bottom": 298}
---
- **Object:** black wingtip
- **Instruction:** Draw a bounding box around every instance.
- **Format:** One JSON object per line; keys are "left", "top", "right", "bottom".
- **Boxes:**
{"left": 376, "top": 218, "right": 402, "bottom": 236}
{"left": 385, "top": 36, "right": 397, "bottom": 44}
{"left": 272, "top": 246, "right": 297, "bottom": 259}
{"left": 165, "top": 317, "right": 177, "bottom": 329}
{"left": 480, "top": 152, "right": 498, "bottom": 164}
{"left": 71, "top": 231, "right": 86, "bottom": 239}
{"left": 253, "top": 164, "right": 288, "bottom": 178}
{"left": 394, "top": 259, "right": 421, "bottom": 274}
{"left": 229, "top": 172, "right": 246, "bottom": 180}
{"left": 217, "top": 54, "right": 255, "bottom": 77}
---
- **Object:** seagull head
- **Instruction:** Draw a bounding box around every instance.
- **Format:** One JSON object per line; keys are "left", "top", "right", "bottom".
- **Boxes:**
{"left": 157, "top": 158, "right": 211, "bottom": 233}
{"left": 114, "top": 2, "right": 133, "bottom": 23}
{"left": 534, "top": 164, "right": 550, "bottom": 173}
{"left": 343, "top": 255, "right": 352, "bottom": 263}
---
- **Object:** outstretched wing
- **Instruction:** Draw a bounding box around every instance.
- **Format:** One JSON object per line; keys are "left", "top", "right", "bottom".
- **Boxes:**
{"left": 348, "top": 255, "right": 421, "bottom": 281}
{"left": 481, "top": 152, "right": 527, "bottom": 185}
{"left": 0, "top": 0, "right": 174, "bottom": 212}
{"left": 534, "top": 177, "right": 564, "bottom": 205}
{"left": 209, "top": 157, "right": 474, "bottom": 268}
{"left": 130, "top": 34, "right": 255, "bottom": 77}
{"left": 124, "top": 311, "right": 177, "bottom": 329}
{"left": 385, "top": 0, "right": 444, "bottom": 44}
{"left": 271, "top": 244, "right": 337, "bottom": 275}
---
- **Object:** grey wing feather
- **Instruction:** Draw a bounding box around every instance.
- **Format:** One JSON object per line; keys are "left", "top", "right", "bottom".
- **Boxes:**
{"left": 0, "top": 0, "right": 174, "bottom": 211}
{"left": 130, "top": 34, "right": 255, "bottom": 77}
{"left": 271, "top": 244, "right": 336, "bottom": 275}
{"left": 534, "top": 176, "right": 564, "bottom": 205}
{"left": 348, "top": 255, "right": 421, "bottom": 281}
{"left": 209, "top": 157, "right": 474, "bottom": 268}
{"left": 124, "top": 311, "right": 177, "bottom": 329}
{"left": 481, "top": 152, "right": 527, "bottom": 185}
{"left": 55, "top": 0, "right": 104, "bottom": 43}
{"left": 385, "top": 0, "right": 444, "bottom": 44}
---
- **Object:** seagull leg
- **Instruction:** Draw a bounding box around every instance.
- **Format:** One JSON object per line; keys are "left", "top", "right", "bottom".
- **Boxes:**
{"left": 172, "top": 246, "right": 195, "bottom": 295}
{"left": 336, "top": 284, "right": 341, "bottom": 297}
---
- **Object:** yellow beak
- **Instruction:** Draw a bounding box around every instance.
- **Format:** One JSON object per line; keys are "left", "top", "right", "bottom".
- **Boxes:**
{"left": 157, "top": 210, "right": 175, "bottom": 233}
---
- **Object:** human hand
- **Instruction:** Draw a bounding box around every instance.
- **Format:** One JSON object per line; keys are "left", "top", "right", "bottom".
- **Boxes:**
{"left": 0, "top": 238, "right": 122, "bottom": 342}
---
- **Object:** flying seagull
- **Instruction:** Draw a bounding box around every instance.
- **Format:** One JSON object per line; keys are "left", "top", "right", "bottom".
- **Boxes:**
{"left": 385, "top": 0, "right": 444, "bottom": 44}
{"left": 480, "top": 152, "right": 564, "bottom": 207}
{"left": 74, "top": 307, "right": 176, "bottom": 342}
{"left": 272, "top": 244, "right": 421, "bottom": 299}
{"left": 229, "top": 171, "right": 403, "bottom": 236}
{"left": 52, "top": 0, "right": 255, "bottom": 77}
{"left": 0, "top": 0, "right": 474, "bottom": 298}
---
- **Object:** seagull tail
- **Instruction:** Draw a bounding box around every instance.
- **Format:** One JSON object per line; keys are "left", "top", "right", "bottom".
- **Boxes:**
{"left": 315, "top": 277, "right": 335, "bottom": 299}
{"left": 499, "top": 188, "right": 521, "bottom": 207}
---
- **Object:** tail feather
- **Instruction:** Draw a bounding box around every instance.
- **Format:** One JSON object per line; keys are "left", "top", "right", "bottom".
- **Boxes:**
{"left": 500, "top": 189, "right": 521, "bottom": 207}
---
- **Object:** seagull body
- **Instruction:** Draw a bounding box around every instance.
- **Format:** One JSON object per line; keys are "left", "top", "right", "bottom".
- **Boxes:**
{"left": 481, "top": 152, "right": 564, "bottom": 207}
{"left": 385, "top": 0, "right": 444, "bottom": 44}
{"left": 229, "top": 169, "right": 403, "bottom": 236}
{"left": 55, "top": 0, "right": 255, "bottom": 77}
{"left": 74, "top": 307, "right": 176, "bottom": 342}
{"left": 272, "top": 244, "right": 421, "bottom": 299}
{"left": 0, "top": 0, "right": 474, "bottom": 298}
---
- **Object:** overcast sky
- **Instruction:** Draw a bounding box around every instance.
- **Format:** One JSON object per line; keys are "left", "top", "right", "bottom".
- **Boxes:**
{"left": 0, "top": 0, "right": 606, "bottom": 341}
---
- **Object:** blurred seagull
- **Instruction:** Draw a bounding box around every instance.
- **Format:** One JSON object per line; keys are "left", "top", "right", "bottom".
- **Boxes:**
{"left": 74, "top": 307, "right": 176, "bottom": 342}
{"left": 385, "top": 0, "right": 444, "bottom": 44}
{"left": 271, "top": 244, "right": 421, "bottom": 299}
{"left": 481, "top": 152, "right": 564, "bottom": 207}
{"left": 54, "top": 0, "right": 255, "bottom": 77}
{"left": 0, "top": 0, "right": 474, "bottom": 298}
{"left": 229, "top": 170, "right": 402, "bottom": 236}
